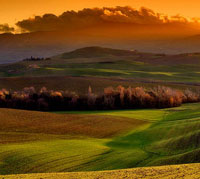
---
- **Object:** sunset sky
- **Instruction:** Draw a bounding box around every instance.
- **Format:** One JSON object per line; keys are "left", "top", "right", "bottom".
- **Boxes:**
{"left": 1, "top": 0, "right": 200, "bottom": 26}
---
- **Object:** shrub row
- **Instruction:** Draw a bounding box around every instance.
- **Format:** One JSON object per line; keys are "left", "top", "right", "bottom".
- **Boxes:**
{"left": 0, "top": 86, "right": 199, "bottom": 111}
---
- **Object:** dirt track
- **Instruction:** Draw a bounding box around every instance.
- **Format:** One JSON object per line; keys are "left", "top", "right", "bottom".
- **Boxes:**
{"left": 1, "top": 163, "right": 200, "bottom": 179}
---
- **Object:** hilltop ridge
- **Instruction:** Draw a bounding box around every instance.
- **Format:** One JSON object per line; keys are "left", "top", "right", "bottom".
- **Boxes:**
{"left": 1, "top": 163, "right": 200, "bottom": 179}
{"left": 61, "top": 46, "right": 138, "bottom": 59}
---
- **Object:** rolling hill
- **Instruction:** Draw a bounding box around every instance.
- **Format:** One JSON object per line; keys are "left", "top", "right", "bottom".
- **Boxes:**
{"left": 1, "top": 29, "right": 200, "bottom": 64}
{"left": 1, "top": 103, "right": 200, "bottom": 174}
{"left": 1, "top": 46, "right": 200, "bottom": 176}
{"left": 0, "top": 46, "right": 200, "bottom": 93}
{"left": 61, "top": 46, "right": 138, "bottom": 59}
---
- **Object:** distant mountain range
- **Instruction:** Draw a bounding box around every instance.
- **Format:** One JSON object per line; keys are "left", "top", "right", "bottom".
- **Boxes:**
{"left": 1, "top": 28, "right": 200, "bottom": 64}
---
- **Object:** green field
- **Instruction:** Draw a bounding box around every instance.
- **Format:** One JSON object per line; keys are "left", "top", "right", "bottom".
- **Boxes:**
{"left": 2, "top": 56, "right": 200, "bottom": 82}
{"left": 1, "top": 47, "right": 200, "bottom": 94}
{"left": 1, "top": 103, "right": 200, "bottom": 175}
{"left": 0, "top": 76, "right": 199, "bottom": 95}
{"left": 1, "top": 47, "right": 200, "bottom": 83}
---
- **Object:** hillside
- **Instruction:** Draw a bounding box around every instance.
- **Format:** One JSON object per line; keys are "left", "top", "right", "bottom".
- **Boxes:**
{"left": 1, "top": 30, "right": 200, "bottom": 64}
{"left": 61, "top": 47, "right": 138, "bottom": 59}
{"left": 0, "top": 108, "right": 146, "bottom": 139}
{"left": 0, "top": 46, "right": 200, "bottom": 93}
{"left": 1, "top": 46, "right": 200, "bottom": 176}
{"left": 1, "top": 103, "right": 200, "bottom": 174}
{"left": 52, "top": 46, "right": 200, "bottom": 66}
{"left": 1, "top": 163, "right": 200, "bottom": 179}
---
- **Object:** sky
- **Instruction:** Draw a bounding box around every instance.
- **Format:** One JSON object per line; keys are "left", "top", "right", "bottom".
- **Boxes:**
{"left": 1, "top": 0, "right": 200, "bottom": 26}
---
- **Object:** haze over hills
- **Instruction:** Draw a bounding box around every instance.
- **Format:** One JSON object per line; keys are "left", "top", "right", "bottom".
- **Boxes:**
{"left": 2, "top": 32, "right": 200, "bottom": 64}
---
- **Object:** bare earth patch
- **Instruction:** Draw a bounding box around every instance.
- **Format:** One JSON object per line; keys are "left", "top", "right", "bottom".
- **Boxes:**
{"left": 0, "top": 108, "right": 147, "bottom": 139}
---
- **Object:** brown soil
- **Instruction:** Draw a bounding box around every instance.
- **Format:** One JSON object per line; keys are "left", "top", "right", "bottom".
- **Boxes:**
{"left": 0, "top": 108, "right": 147, "bottom": 140}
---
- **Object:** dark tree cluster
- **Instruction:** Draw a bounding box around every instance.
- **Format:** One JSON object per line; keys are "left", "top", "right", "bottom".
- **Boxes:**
{"left": 23, "top": 56, "right": 51, "bottom": 61}
{"left": 0, "top": 86, "right": 199, "bottom": 111}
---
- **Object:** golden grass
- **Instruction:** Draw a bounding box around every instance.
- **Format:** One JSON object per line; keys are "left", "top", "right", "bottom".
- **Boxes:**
{"left": 1, "top": 163, "right": 200, "bottom": 179}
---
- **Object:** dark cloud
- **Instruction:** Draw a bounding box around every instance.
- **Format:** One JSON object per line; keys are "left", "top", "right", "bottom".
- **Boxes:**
{"left": 0, "top": 24, "right": 15, "bottom": 33}
{"left": 16, "top": 6, "right": 199, "bottom": 32}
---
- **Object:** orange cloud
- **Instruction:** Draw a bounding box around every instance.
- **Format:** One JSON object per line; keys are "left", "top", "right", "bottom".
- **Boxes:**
{"left": 16, "top": 6, "right": 200, "bottom": 33}
{"left": 0, "top": 24, "right": 15, "bottom": 33}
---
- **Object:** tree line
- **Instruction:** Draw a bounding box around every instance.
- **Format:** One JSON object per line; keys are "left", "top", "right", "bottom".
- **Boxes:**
{"left": 0, "top": 86, "right": 199, "bottom": 111}
{"left": 23, "top": 56, "right": 51, "bottom": 61}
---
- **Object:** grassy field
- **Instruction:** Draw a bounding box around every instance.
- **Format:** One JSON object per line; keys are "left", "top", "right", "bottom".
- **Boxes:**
{"left": 0, "top": 47, "right": 200, "bottom": 95}
{"left": 1, "top": 103, "right": 200, "bottom": 175}
{"left": 0, "top": 108, "right": 147, "bottom": 139}
{"left": 2, "top": 56, "right": 200, "bottom": 83}
{"left": 0, "top": 76, "right": 199, "bottom": 94}
{"left": 1, "top": 163, "right": 200, "bottom": 179}
{"left": 1, "top": 47, "right": 200, "bottom": 92}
